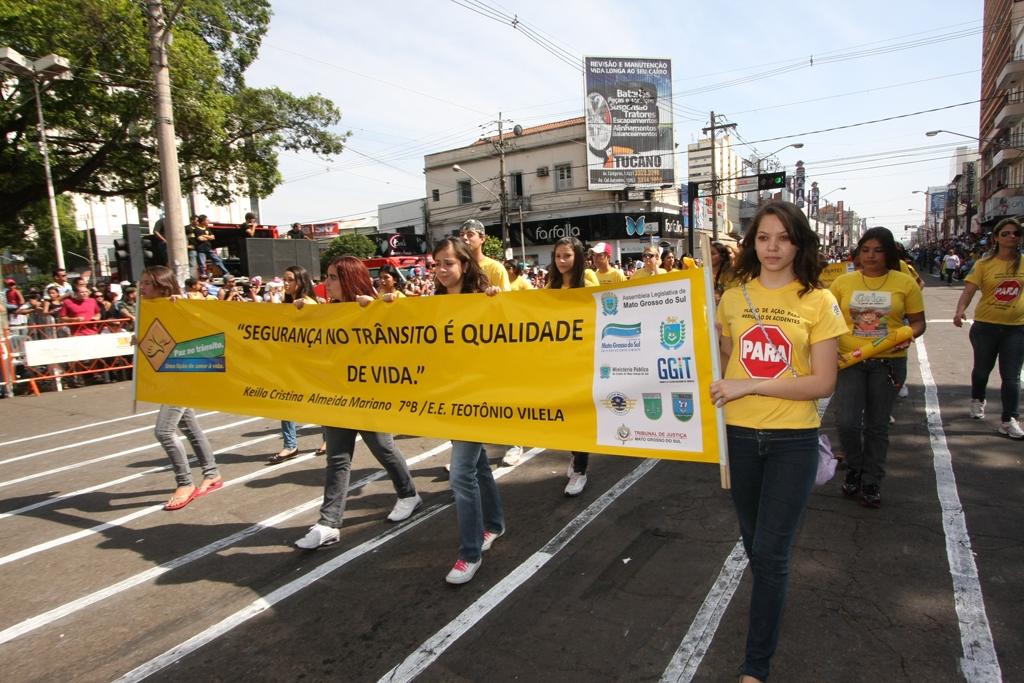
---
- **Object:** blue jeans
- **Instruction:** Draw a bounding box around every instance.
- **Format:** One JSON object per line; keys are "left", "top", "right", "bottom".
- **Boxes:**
{"left": 155, "top": 405, "right": 218, "bottom": 487}
{"left": 197, "top": 249, "right": 230, "bottom": 277}
{"left": 970, "top": 321, "right": 1024, "bottom": 421}
{"left": 727, "top": 425, "right": 818, "bottom": 682}
{"left": 317, "top": 427, "right": 416, "bottom": 528}
{"left": 449, "top": 441, "right": 504, "bottom": 563}
{"left": 834, "top": 357, "right": 904, "bottom": 487}
{"left": 281, "top": 420, "right": 297, "bottom": 449}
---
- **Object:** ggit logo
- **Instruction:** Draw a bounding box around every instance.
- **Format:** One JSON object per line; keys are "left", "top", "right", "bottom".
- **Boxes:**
{"left": 626, "top": 215, "right": 646, "bottom": 236}
{"left": 994, "top": 279, "right": 1022, "bottom": 303}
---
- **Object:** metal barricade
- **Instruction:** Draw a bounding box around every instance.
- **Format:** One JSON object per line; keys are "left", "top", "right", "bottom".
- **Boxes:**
{"left": 2, "top": 317, "right": 135, "bottom": 395}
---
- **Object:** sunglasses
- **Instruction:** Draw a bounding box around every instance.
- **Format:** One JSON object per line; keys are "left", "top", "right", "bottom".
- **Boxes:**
{"left": 999, "top": 230, "right": 1022, "bottom": 237}
{"left": 642, "top": 253, "right": 658, "bottom": 259}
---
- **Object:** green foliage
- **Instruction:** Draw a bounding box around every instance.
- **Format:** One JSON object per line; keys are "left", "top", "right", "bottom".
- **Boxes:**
{"left": 482, "top": 235, "right": 505, "bottom": 261}
{"left": 320, "top": 233, "right": 378, "bottom": 269}
{"left": 0, "top": 0, "right": 348, "bottom": 220}
{"left": 0, "top": 195, "right": 85, "bottom": 273}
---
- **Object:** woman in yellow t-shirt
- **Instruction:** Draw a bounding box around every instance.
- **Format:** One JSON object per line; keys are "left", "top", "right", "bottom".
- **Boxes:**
{"left": 504, "top": 260, "right": 535, "bottom": 291}
{"left": 954, "top": 218, "right": 1024, "bottom": 439}
{"left": 710, "top": 241, "right": 738, "bottom": 303}
{"left": 377, "top": 264, "right": 407, "bottom": 302}
{"left": 831, "top": 228, "right": 926, "bottom": 508}
{"left": 427, "top": 239, "right": 505, "bottom": 584}
{"left": 711, "top": 201, "right": 846, "bottom": 683}
{"left": 546, "top": 236, "right": 599, "bottom": 496}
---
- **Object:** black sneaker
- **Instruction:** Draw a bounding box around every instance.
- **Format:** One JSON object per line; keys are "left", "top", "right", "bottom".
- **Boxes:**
{"left": 859, "top": 484, "right": 881, "bottom": 508}
{"left": 841, "top": 470, "right": 861, "bottom": 497}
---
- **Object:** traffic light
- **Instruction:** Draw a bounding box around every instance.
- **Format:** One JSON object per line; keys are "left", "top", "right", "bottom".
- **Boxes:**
{"left": 758, "top": 171, "right": 787, "bottom": 191}
{"left": 140, "top": 234, "right": 157, "bottom": 266}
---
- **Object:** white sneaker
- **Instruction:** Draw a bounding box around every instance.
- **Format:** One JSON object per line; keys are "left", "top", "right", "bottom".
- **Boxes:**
{"left": 564, "top": 472, "right": 588, "bottom": 497}
{"left": 889, "top": 415, "right": 895, "bottom": 425}
{"left": 445, "top": 558, "right": 481, "bottom": 584}
{"left": 897, "top": 384, "right": 909, "bottom": 399}
{"left": 386, "top": 493, "right": 422, "bottom": 522}
{"left": 482, "top": 528, "right": 504, "bottom": 552}
{"left": 502, "top": 446, "right": 524, "bottom": 467}
{"left": 970, "top": 399, "right": 986, "bottom": 419}
{"left": 294, "top": 523, "right": 340, "bottom": 550}
{"left": 999, "top": 418, "right": 1024, "bottom": 439}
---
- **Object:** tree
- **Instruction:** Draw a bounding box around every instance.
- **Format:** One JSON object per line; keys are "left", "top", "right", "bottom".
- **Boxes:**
{"left": 482, "top": 235, "right": 504, "bottom": 262}
{"left": 0, "top": 194, "right": 85, "bottom": 273}
{"left": 0, "top": 0, "right": 349, "bottom": 223}
{"left": 321, "top": 233, "right": 377, "bottom": 270}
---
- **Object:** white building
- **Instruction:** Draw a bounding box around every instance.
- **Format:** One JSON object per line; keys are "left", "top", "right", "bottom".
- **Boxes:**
{"left": 423, "top": 117, "right": 684, "bottom": 267}
{"left": 687, "top": 136, "right": 745, "bottom": 236}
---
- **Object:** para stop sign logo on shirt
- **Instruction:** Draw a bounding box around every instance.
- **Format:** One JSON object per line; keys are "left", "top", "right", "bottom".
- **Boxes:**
{"left": 738, "top": 324, "right": 793, "bottom": 379}
{"left": 993, "top": 279, "right": 1022, "bottom": 303}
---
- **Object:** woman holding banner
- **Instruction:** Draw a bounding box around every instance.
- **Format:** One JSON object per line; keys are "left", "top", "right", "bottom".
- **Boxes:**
{"left": 269, "top": 266, "right": 321, "bottom": 464}
{"left": 292, "top": 255, "right": 423, "bottom": 548}
{"left": 711, "top": 201, "right": 846, "bottom": 683}
{"left": 831, "top": 228, "right": 926, "bottom": 508}
{"left": 547, "top": 236, "right": 598, "bottom": 496}
{"left": 138, "top": 266, "right": 223, "bottom": 511}
{"left": 954, "top": 217, "right": 1024, "bottom": 439}
{"left": 429, "top": 238, "right": 505, "bottom": 584}
{"left": 292, "top": 257, "right": 422, "bottom": 550}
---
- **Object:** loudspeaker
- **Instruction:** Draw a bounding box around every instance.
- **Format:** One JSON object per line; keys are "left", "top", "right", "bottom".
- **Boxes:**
{"left": 244, "top": 239, "right": 321, "bottom": 280}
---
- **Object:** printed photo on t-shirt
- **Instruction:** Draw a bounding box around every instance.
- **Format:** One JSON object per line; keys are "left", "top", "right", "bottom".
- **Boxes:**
{"left": 849, "top": 290, "right": 892, "bottom": 339}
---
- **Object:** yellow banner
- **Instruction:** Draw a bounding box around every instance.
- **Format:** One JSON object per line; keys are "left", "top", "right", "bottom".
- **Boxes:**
{"left": 136, "top": 270, "right": 723, "bottom": 463}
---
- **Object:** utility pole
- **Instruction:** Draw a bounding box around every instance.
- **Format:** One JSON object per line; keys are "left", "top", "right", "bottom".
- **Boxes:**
{"left": 496, "top": 113, "right": 510, "bottom": 258}
{"left": 146, "top": 0, "right": 188, "bottom": 286}
{"left": 702, "top": 111, "right": 737, "bottom": 241}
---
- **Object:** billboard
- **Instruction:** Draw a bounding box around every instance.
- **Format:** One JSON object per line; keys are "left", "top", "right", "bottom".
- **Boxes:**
{"left": 584, "top": 57, "right": 674, "bottom": 190}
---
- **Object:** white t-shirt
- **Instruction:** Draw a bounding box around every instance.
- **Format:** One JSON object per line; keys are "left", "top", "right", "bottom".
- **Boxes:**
{"left": 943, "top": 254, "right": 961, "bottom": 270}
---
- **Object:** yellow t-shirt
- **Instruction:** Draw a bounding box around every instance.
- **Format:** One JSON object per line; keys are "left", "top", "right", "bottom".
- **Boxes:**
{"left": 479, "top": 256, "right": 511, "bottom": 291}
{"left": 594, "top": 267, "right": 627, "bottom": 285}
{"left": 965, "top": 256, "right": 1024, "bottom": 325}
{"left": 900, "top": 260, "right": 922, "bottom": 284}
{"left": 681, "top": 256, "right": 698, "bottom": 269}
{"left": 716, "top": 279, "right": 847, "bottom": 429}
{"left": 630, "top": 267, "right": 666, "bottom": 280}
{"left": 548, "top": 272, "right": 599, "bottom": 290}
{"left": 509, "top": 275, "right": 533, "bottom": 291}
{"left": 830, "top": 270, "right": 923, "bottom": 358}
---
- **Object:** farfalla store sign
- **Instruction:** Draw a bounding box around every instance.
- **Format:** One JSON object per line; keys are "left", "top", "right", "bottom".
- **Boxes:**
{"left": 498, "top": 212, "right": 685, "bottom": 247}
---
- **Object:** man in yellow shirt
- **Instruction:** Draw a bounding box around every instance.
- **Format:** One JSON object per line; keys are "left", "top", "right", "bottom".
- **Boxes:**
{"left": 459, "top": 220, "right": 511, "bottom": 291}
{"left": 589, "top": 242, "right": 626, "bottom": 285}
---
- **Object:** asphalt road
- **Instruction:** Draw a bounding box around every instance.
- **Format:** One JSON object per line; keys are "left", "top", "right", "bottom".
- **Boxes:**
{"left": 0, "top": 277, "right": 1020, "bottom": 682}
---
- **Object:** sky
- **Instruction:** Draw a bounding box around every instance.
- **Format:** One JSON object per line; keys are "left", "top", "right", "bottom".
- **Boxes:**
{"left": 245, "top": 0, "right": 984, "bottom": 241}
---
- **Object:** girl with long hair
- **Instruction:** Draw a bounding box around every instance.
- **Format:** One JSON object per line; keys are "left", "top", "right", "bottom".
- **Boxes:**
{"left": 954, "top": 217, "right": 1024, "bottom": 438}
{"left": 710, "top": 201, "right": 847, "bottom": 682}
{"left": 546, "top": 236, "right": 598, "bottom": 496}
{"left": 831, "top": 227, "right": 926, "bottom": 507}
{"left": 377, "top": 264, "right": 406, "bottom": 302}
{"left": 269, "top": 265, "right": 320, "bottom": 464}
{"left": 139, "top": 266, "right": 222, "bottom": 511}
{"left": 293, "top": 256, "right": 421, "bottom": 549}
{"left": 710, "top": 241, "right": 738, "bottom": 303}
{"left": 429, "top": 238, "right": 504, "bottom": 584}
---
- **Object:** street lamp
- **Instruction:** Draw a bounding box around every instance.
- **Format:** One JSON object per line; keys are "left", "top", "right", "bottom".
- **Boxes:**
{"left": 925, "top": 129, "right": 982, "bottom": 143}
{"left": 452, "top": 163, "right": 509, "bottom": 253}
{"left": 755, "top": 142, "right": 804, "bottom": 174}
{"left": 0, "top": 47, "right": 71, "bottom": 270}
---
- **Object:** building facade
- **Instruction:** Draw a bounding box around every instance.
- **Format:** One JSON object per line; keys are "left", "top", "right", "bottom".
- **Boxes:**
{"left": 979, "top": 0, "right": 1024, "bottom": 227}
{"left": 423, "top": 117, "right": 684, "bottom": 267}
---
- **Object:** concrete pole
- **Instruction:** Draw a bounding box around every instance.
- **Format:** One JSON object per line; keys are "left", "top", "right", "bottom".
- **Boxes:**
{"left": 146, "top": 0, "right": 188, "bottom": 286}
{"left": 31, "top": 78, "right": 65, "bottom": 270}
{"left": 497, "top": 113, "right": 510, "bottom": 258}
